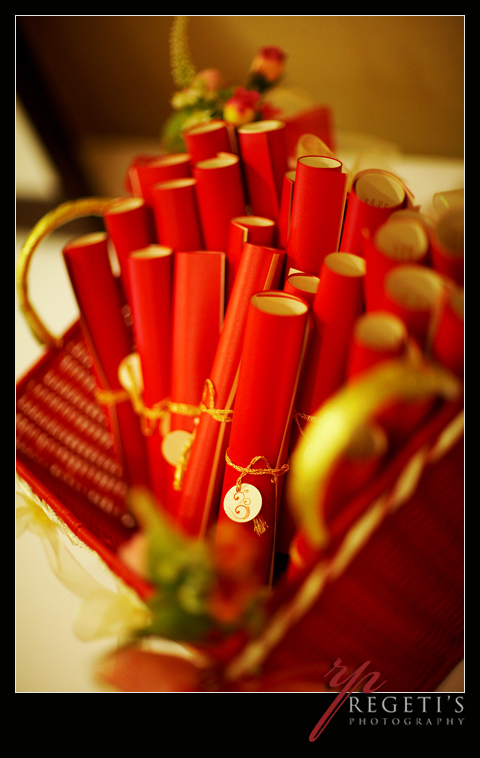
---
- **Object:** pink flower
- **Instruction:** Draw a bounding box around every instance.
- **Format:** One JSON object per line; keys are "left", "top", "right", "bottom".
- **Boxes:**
{"left": 192, "top": 68, "right": 225, "bottom": 92}
{"left": 250, "top": 46, "right": 287, "bottom": 83}
{"left": 223, "top": 87, "right": 262, "bottom": 126}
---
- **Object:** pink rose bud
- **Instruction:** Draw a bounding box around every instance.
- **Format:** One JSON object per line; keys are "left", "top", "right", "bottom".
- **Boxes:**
{"left": 250, "top": 46, "right": 287, "bottom": 82}
{"left": 223, "top": 87, "right": 262, "bottom": 126}
{"left": 192, "top": 68, "right": 225, "bottom": 92}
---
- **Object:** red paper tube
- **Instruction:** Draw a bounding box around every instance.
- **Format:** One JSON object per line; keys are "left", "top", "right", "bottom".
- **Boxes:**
{"left": 103, "top": 197, "right": 154, "bottom": 308}
{"left": 217, "top": 291, "right": 309, "bottom": 585}
{"left": 430, "top": 207, "right": 464, "bottom": 286}
{"left": 169, "top": 250, "right": 225, "bottom": 435}
{"left": 283, "top": 271, "right": 319, "bottom": 308}
{"left": 151, "top": 177, "right": 204, "bottom": 251}
{"left": 226, "top": 215, "right": 276, "bottom": 300}
{"left": 175, "top": 243, "right": 285, "bottom": 538}
{"left": 340, "top": 169, "right": 408, "bottom": 256}
{"left": 431, "top": 284, "right": 464, "bottom": 379}
{"left": 237, "top": 120, "right": 289, "bottom": 221}
{"left": 193, "top": 154, "right": 247, "bottom": 252}
{"left": 183, "top": 119, "right": 236, "bottom": 164}
{"left": 347, "top": 311, "right": 408, "bottom": 379}
{"left": 127, "top": 245, "right": 174, "bottom": 509}
{"left": 162, "top": 250, "right": 225, "bottom": 521}
{"left": 62, "top": 233, "right": 150, "bottom": 489}
{"left": 286, "top": 155, "right": 348, "bottom": 275}
{"left": 127, "top": 153, "right": 192, "bottom": 207}
{"left": 363, "top": 216, "right": 430, "bottom": 312}
{"left": 278, "top": 169, "right": 296, "bottom": 250}
{"left": 287, "top": 421, "right": 388, "bottom": 580}
{"left": 296, "top": 252, "right": 366, "bottom": 418}
{"left": 382, "top": 264, "right": 446, "bottom": 351}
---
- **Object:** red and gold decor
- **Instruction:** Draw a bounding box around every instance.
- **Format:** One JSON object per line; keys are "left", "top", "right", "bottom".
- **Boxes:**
{"left": 16, "top": 16, "right": 463, "bottom": 694}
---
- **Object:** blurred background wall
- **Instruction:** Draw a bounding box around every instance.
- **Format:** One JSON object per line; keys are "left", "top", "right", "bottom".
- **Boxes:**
{"left": 16, "top": 15, "right": 464, "bottom": 208}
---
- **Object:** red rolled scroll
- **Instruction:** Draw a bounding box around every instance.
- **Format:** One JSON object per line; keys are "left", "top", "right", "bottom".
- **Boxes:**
{"left": 62, "top": 232, "right": 150, "bottom": 489}
{"left": 103, "top": 197, "right": 153, "bottom": 308}
{"left": 127, "top": 245, "right": 174, "bottom": 509}
{"left": 175, "top": 243, "right": 285, "bottom": 538}
{"left": 278, "top": 169, "right": 296, "bottom": 250}
{"left": 183, "top": 119, "right": 235, "bottom": 164}
{"left": 283, "top": 271, "right": 319, "bottom": 308}
{"left": 237, "top": 120, "right": 289, "bottom": 221}
{"left": 127, "top": 153, "right": 192, "bottom": 208}
{"left": 193, "top": 154, "right": 247, "bottom": 252}
{"left": 169, "top": 250, "right": 225, "bottom": 436}
{"left": 225, "top": 215, "right": 276, "bottom": 300}
{"left": 286, "top": 155, "right": 348, "bottom": 275}
{"left": 382, "top": 264, "right": 446, "bottom": 351}
{"left": 363, "top": 216, "right": 430, "bottom": 312}
{"left": 431, "top": 284, "right": 464, "bottom": 379}
{"left": 296, "top": 252, "right": 366, "bottom": 420}
{"left": 217, "top": 291, "right": 309, "bottom": 585}
{"left": 151, "top": 177, "right": 204, "bottom": 251}
{"left": 430, "top": 207, "right": 464, "bottom": 286}
{"left": 340, "top": 169, "right": 408, "bottom": 257}
{"left": 347, "top": 311, "right": 408, "bottom": 379}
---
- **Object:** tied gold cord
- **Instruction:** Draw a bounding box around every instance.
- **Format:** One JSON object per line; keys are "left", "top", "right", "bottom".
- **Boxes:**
{"left": 225, "top": 450, "right": 290, "bottom": 536}
{"left": 294, "top": 409, "right": 318, "bottom": 435}
{"left": 198, "top": 379, "right": 234, "bottom": 423}
{"left": 96, "top": 388, "right": 131, "bottom": 406}
{"left": 172, "top": 379, "right": 233, "bottom": 490}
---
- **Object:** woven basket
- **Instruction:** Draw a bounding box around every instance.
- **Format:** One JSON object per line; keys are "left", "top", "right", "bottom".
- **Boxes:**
{"left": 16, "top": 199, "right": 464, "bottom": 692}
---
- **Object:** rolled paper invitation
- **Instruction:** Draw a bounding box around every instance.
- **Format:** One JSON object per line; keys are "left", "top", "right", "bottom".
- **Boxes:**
{"left": 175, "top": 243, "right": 285, "bottom": 538}
{"left": 298, "top": 252, "right": 366, "bottom": 417}
{"left": 165, "top": 250, "right": 226, "bottom": 509}
{"left": 431, "top": 285, "right": 464, "bottom": 379}
{"left": 127, "top": 153, "right": 192, "bottom": 208}
{"left": 237, "top": 120, "right": 289, "bottom": 221}
{"left": 278, "top": 169, "right": 296, "bottom": 250}
{"left": 151, "top": 177, "right": 204, "bottom": 251}
{"left": 283, "top": 271, "right": 319, "bottom": 308}
{"left": 225, "top": 215, "right": 276, "bottom": 300}
{"left": 382, "top": 264, "right": 446, "bottom": 351}
{"left": 363, "top": 216, "right": 430, "bottom": 312}
{"left": 340, "top": 169, "right": 408, "bottom": 257}
{"left": 183, "top": 119, "right": 235, "bottom": 164}
{"left": 62, "top": 232, "right": 150, "bottom": 489}
{"left": 217, "top": 291, "right": 309, "bottom": 585}
{"left": 287, "top": 421, "right": 388, "bottom": 579}
{"left": 430, "top": 207, "right": 464, "bottom": 286}
{"left": 347, "top": 311, "right": 408, "bottom": 379}
{"left": 286, "top": 155, "right": 348, "bottom": 275}
{"left": 193, "top": 154, "right": 247, "bottom": 252}
{"left": 127, "top": 246, "right": 174, "bottom": 509}
{"left": 103, "top": 197, "right": 154, "bottom": 308}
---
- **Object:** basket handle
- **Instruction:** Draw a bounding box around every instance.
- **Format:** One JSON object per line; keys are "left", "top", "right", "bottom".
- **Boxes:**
{"left": 287, "top": 355, "right": 462, "bottom": 549}
{"left": 16, "top": 197, "right": 116, "bottom": 349}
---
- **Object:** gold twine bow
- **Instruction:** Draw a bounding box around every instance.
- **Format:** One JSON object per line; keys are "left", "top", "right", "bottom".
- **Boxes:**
{"left": 198, "top": 378, "right": 234, "bottom": 423}
{"left": 172, "top": 380, "right": 234, "bottom": 491}
{"left": 224, "top": 450, "right": 290, "bottom": 536}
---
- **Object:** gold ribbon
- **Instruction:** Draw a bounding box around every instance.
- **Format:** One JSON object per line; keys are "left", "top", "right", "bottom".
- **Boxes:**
{"left": 16, "top": 197, "right": 118, "bottom": 349}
